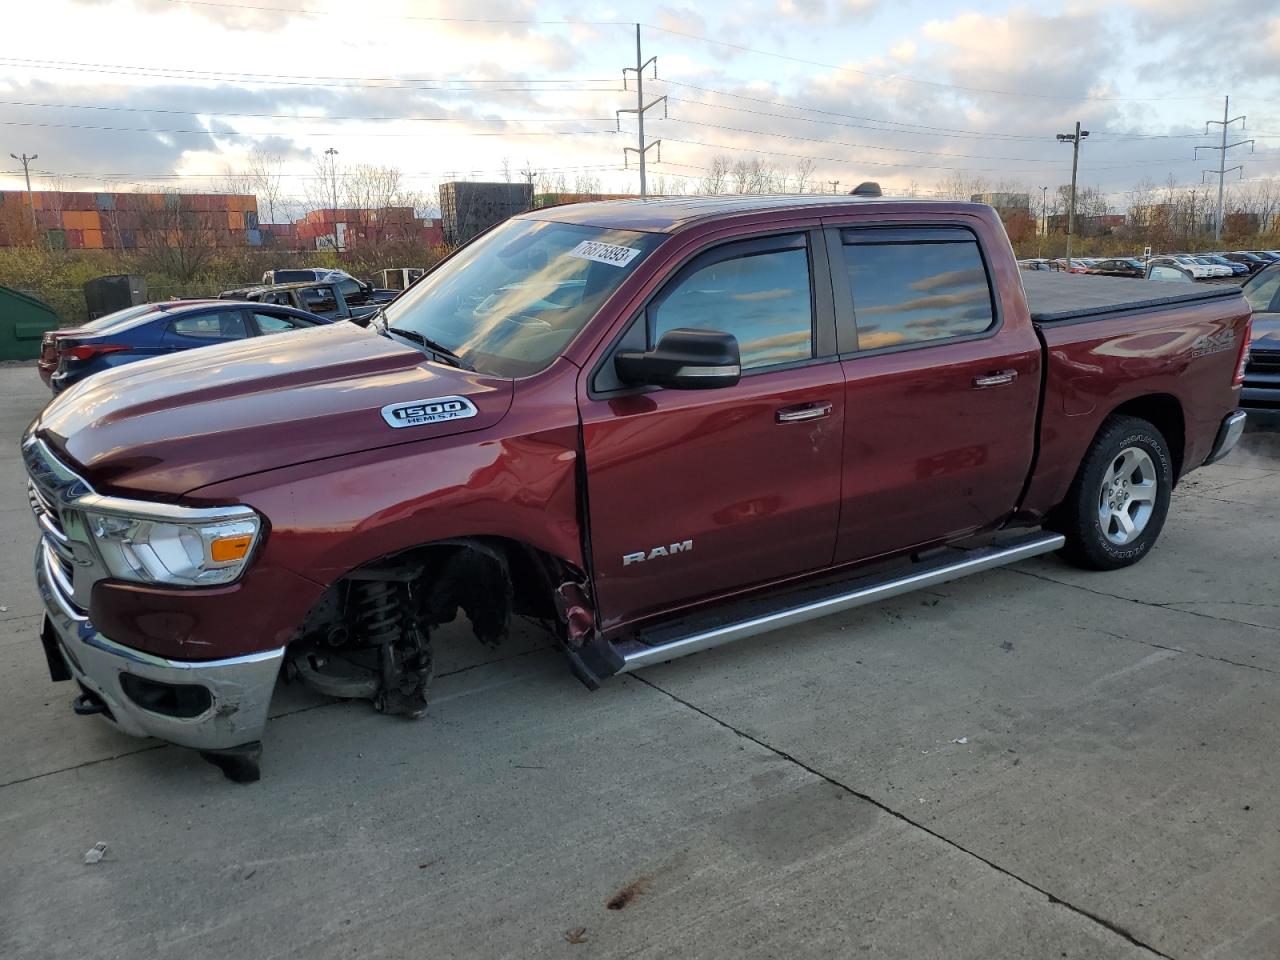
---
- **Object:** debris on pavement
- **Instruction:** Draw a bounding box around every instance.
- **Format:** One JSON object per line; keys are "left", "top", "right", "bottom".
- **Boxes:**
{"left": 83, "top": 842, "right": 108, "bottom": 864}
{"left": 564, "top": 928, "right": 588, "bottom": 944}
{"left": 606, "top": 877, "right": 650, "bottom": 911}
{"left": 952, "top": 737, "right": 969, "bottom": 744}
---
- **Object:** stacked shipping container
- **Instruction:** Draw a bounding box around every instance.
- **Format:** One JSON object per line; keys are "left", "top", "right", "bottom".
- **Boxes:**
{"left": 0, "top": 190, "right": 260, "bottom": 249}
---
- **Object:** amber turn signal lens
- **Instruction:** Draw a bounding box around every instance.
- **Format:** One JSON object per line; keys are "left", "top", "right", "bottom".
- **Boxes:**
{"left": 210, "top": 534, "right": 253, "bottom": 563}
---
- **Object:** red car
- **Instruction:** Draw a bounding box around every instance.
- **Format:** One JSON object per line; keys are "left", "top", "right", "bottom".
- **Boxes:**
{"left": 24, "top": 195, "right": 1250, "bottom": 781}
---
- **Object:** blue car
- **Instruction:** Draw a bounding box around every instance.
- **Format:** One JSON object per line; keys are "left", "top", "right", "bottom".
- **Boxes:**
{"left": 40, "top": 300, "right": 332, "bottom": 393}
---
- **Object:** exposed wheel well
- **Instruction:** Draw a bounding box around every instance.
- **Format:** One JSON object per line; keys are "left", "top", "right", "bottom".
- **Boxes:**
{"left": 294, "top": 537, "right": 580, "bottom": 651}
{"left": 1108, "top": 394, "right": 1185, "bottom": 480}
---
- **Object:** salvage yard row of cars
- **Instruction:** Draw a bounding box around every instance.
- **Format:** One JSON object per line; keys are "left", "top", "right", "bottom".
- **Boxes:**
{"left": 18, "top": 193, "right": 1266, "bottom": 783}
{"left": 1020, "top": 249, "right": 1280, "bottom": 279}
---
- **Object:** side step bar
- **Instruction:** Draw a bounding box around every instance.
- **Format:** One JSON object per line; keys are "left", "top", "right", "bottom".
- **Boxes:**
{"left": 614, "top": 531, "right": 1064, "bottom": 672}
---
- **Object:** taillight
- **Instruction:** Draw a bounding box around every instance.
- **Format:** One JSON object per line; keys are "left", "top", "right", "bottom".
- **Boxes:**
{"left": 62, "top": 343, "right": 129, "bottom": 362}
{"left": 1234, "top": 316, "right": 1252, "bottom": 386}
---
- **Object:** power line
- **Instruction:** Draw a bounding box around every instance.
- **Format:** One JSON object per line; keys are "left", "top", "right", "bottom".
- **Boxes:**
{"left": 0, "top": 56, "right": 621, "bottom": 85}
{"left": 160, "top": 0, "right": 627, "bottom": 25}
{"left": 617, "top": 24, "right": 664, "bottom": 196}
{"left": 0, "top": 120, "right": 621, "bottom": 139}
{"left": 642, "top": 25, "right": 1220, "bottom": 104}
{"left": 0, "top": 99, "right": 618, "bottom": 124}
{"left": 1197, "top": 96, "right": 1254, "bottom": 243}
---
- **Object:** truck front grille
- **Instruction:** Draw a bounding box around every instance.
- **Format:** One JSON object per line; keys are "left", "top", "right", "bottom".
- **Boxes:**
{"left": 1247, "top": 350, "right": 1280, "bottom": 375}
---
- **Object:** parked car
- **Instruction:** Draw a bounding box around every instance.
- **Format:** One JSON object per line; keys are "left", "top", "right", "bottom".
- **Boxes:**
{"left": 1087, "top": 258, "right": 1146, "bottom": 278}
{"left": 1201, "top": 254, "right": 1249, "bottom": 277}
{"left": 1186, "top": 256, "right": 1234, "bottom": 278}
{"left": 1146, "top": 264, "right": 1194, "bottom": 282}
{"left": 1223, "top": 252, "right": 1273, "bottom": 274}
{"left": 261, "top": 268, "right": 397, "bottom": 305}
{"left": 1052, "top": 258, "right": 1089, "bottom": 274}
{"left": 220, "top": 280, "right": 383, "bottom": 325}
{"left": 1241, "top": 262, "right": 1280, "bottom": 407}
{"left": 1149, "top": 256, "right": 1213, "bottom": 280}
{"left": 38, "top": 300, "right": 330, "bottom": 393}
{"left": 23, "top": 195, "right": 1250, "bottom": 781}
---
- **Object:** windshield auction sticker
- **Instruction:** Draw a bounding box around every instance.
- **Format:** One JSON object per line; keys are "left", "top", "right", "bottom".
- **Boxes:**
{"left": 568, "top": 240, "right": 642, "bottom": 268}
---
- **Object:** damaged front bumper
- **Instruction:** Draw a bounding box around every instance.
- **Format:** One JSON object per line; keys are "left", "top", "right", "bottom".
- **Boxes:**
{"left": 37, "top": 542, "right": 283, "bottom": 751}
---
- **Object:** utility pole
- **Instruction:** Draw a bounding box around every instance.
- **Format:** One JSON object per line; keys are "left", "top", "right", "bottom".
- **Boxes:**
{"left": 1055, "top": 123, "right": 1088, "bottom": 269}
{"left": 9, "top": 152, "right": 38, "bottom": 234}
{"left": 829, "top": 180, "right": 840, "bottom": 195}
{"left": 1196, "top": 96, "right": 1252, "bottom": 243}
{"left": 323, "top": 146, "right": 339, "bottom": 251}
{"left": 617, "top": 24, "right": 665, "bottom": 197}
{"left": 1039, "top": 185, "right": 1048, "bottom": 258}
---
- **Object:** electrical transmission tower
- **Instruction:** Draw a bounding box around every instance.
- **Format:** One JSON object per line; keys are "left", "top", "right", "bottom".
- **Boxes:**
{"left": 617, "top": 24, "right": 666, "bottom": 197}
{"left": 1196, "top": 97, "right": 1253, "bottom": 243}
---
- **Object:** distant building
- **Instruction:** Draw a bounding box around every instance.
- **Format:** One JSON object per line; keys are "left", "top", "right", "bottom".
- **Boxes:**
{"left": 0, "top": 190, "right": 258, "bottom": 249}
{"left": 288, "top": 207, "right": 443, "bottom": 252}
{"left": 1046, "top": 213, "right": 1125, "bottom": 237}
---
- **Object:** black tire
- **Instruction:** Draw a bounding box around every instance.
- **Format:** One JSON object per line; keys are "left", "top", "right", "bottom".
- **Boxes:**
{"left": 1056, "top": 415, "right": 1173, "bottom": 570}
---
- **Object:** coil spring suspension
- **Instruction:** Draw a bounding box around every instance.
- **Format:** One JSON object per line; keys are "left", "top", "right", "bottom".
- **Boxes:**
{"left": 353, "top": 577, "right": 432, "bottom": 719}
{"left": 356, "top": 580, "right": 401, "bottom": 648}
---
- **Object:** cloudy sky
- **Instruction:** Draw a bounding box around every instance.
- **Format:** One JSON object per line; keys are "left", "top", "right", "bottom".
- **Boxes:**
{"left": 2, "top": 0, "right": 1277, "bottom": 216}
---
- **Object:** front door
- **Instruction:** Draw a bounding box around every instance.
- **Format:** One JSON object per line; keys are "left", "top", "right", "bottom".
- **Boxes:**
{"left": 826, "top": 223, "right": 1041, "bottom": 564}
{"left": 579, "top": 230, "right": 845, "bottom": 632}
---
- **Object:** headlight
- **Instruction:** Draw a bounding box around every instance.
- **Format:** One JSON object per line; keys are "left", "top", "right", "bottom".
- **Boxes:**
{"left": 85, "top": 509, "right": 262, "bottom": 586}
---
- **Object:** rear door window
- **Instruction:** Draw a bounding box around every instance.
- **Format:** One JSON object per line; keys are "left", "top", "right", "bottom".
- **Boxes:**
{"left": 838, "top": 230, "right": 995, "bottom": 352}
{"left": 168, "top": 310, "right": 248, "bottom": 341}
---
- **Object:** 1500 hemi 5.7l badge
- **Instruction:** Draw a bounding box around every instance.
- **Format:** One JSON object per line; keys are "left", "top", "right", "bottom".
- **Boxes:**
{"left": 381, "top": 396, "right": 479, "bottom": 428}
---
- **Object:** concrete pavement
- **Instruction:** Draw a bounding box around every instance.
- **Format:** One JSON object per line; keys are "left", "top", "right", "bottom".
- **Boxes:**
{"left": 0, "top": 366, "right": 1276, "bottom": 959}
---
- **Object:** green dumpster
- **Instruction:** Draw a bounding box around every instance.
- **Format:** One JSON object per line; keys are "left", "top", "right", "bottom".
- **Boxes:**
{"left": 0, "top": 285, "right": 59, "bottom": 361}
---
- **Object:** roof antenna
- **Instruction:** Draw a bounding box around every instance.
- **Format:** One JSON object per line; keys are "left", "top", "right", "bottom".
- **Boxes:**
{"left": 849, "top": 181, "right": 882, "bottom": 197}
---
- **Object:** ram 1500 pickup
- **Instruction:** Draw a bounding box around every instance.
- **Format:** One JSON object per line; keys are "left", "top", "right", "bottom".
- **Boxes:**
{"left": 23, "top": 195, "right": 1251, "bottom": 781}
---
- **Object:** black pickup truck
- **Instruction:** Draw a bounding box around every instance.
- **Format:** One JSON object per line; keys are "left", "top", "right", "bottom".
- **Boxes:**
{"left": 218, "top": 280, "right": 383, "bottom": 325}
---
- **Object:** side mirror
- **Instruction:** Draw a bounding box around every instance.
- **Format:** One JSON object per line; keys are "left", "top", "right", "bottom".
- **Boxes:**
{"left": 614, "top": 328, "right": 741, "bottom": 390}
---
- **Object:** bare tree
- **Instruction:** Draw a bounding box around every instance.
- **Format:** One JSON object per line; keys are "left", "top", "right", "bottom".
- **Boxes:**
{"left": 135, "top": 189, "right": 224, "bottom": 283}
{"left": 700, "top": 156, "right": 732, "bottom": 195}
{"left": 793, "top": 158, "right": 816, "bottom": 194}
{"left": 246, "top": 148, "right": 285, "bottom": 225}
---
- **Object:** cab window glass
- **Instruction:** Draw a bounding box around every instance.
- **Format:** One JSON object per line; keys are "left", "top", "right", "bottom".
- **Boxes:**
{"left": 649, "top": 244, "right": 813, "bottom": 369}
{"left": 840, "top": 239, "right": 994, "bottom": 350}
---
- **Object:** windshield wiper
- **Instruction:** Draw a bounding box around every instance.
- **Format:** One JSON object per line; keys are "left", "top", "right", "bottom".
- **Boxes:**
{"left": 385, "top": 325, "right": 472, "bottom": 370}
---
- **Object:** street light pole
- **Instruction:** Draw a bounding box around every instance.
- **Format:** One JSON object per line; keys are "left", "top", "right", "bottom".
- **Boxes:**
{"left": 1056, "top": 124, "right": 1089, "bottom": 270}
{"left": 1039, "top": 185, "right": 1048, "bottom": 258}
{"left": 323, "top": 146, "right": 339, "bottom": 251}
{"left": 9, "top": 152, "right": 38, "bottom": 234}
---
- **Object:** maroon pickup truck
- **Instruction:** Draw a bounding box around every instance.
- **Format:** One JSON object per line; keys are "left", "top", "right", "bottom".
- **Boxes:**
{"left": 23, "top": 196, "right": 1251, "bottom": 781}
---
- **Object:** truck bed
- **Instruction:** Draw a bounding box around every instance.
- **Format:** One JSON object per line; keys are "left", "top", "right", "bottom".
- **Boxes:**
{"left": 1021, "top": 271, "right": 1242, "bottom": 324}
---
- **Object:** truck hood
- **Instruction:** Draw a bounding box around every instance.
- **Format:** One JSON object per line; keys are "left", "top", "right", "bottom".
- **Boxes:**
{"left": 33, "top": 322, "right": 514, "bottom": 498}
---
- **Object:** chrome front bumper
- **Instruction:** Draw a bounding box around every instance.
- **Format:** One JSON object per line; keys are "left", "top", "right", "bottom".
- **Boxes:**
{"left": 1203, "top": 409, "right": 1247, "bottom": 466}
{"left": 37, "top": 541, "right": 284, "bottom": 750}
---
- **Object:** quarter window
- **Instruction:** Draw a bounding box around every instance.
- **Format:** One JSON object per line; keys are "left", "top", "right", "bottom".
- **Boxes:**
{"left": 650, "top": 242, "right": 813, "bottom": 370}
{"left": 254, "top": 312, "right": 306, "bottom": 334}
{"left": 840, "top": 237, "right": 995, "bottom": 351}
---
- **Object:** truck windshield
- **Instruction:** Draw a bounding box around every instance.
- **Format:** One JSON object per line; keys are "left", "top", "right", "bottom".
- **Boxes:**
{"left": 380, "top": 218, "right": 662, "bottom": 378}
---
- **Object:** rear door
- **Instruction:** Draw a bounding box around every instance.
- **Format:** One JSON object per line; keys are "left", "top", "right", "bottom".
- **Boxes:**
{"left": 826, "top": 222, "right": 1041, "bottom": 565}
{"left": 579, "top": 228, "right": 845, "bottom": 630}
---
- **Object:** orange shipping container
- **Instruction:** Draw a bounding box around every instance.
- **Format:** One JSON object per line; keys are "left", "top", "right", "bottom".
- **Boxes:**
{"left": 83, "top": 228, "right": 103, "bottom": 249}
{"left": 82, "top": 210, "right": 100, "bottom": 231}
{"left": 228, "top": 211, "right": 244, "bottom": 230}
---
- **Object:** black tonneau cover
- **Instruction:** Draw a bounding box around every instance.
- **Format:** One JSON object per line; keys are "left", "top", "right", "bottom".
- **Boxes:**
{"left": 1022, "top": 272, "right": 1242, "bottom": 324}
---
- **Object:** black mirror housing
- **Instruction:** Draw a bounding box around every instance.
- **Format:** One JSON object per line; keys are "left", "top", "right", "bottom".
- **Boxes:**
{"left": 614, "top": 327, "right": 742, "bottom": 390}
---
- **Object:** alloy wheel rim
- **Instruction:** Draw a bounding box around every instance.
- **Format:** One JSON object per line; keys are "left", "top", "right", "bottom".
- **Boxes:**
{"left": 1097, "top": 446, "right": 1158, "bottom": 546}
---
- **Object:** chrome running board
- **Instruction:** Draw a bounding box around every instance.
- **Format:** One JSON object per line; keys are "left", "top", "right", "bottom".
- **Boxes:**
{"left": 615, "top": 531, "right": 1064, "bottom": 672}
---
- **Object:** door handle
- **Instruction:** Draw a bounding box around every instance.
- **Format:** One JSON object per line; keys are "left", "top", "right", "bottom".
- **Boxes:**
{"left": 776, "top": 401, "right": 833, "bottom": 423}
{"left": 972, "top": 370, "right": 1018, "bottom": 388}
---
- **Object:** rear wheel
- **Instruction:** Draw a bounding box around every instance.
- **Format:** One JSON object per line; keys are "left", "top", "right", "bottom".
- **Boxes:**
{"left": 1057, "top": 416, "right": 1173, "bottom": 570}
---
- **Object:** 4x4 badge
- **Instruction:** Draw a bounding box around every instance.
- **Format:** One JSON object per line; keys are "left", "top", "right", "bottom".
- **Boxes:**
{"left": 381, "top": 396, "right": 478, "bottom": 429}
